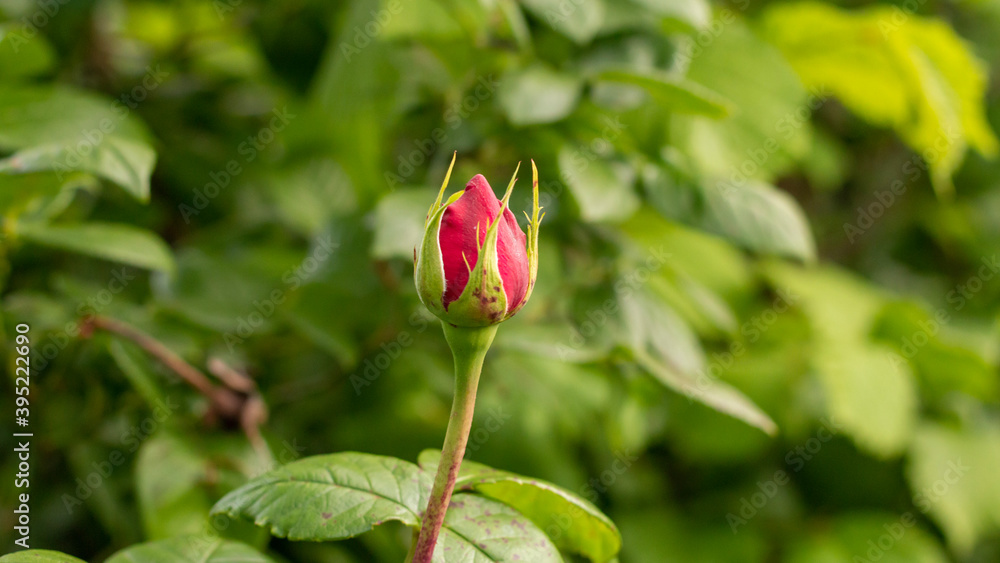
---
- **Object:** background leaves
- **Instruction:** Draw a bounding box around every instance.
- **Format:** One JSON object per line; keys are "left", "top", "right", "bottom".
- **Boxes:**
{"left": 2, "top": 0, "right": 1000, "bottom": 561}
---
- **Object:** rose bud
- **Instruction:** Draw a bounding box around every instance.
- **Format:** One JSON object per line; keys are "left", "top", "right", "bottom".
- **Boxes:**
{"left": 415, "top": 154, "right": 543, "bottom": 327}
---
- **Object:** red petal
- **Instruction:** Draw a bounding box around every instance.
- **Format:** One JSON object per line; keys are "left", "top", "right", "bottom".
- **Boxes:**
{"left": 439, "top": 174, "right": 529, "bottom": 312}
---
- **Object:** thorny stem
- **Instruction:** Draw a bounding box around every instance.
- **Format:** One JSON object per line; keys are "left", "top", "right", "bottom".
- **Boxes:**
{"left": 410, "top": 323, "right": 498, "bottom": 563}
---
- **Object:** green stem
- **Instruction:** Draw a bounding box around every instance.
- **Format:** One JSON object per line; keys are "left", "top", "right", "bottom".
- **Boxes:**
{"left": 410, "top": 323, "right": 498, "bottom": 563}
{"left": 404, "top": 528, "right": 419, "bottom": 561}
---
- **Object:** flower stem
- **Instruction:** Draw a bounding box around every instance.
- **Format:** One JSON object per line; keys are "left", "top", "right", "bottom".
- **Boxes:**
{"left": 411, "top": 323, "right": 498, "bottom": 563}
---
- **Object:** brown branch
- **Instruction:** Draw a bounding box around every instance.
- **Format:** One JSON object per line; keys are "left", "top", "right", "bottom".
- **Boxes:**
{"left": 208, "top": 357, "right": 270, "bottom": 461}
{"left": 81, "top": 315, "right": 252, "bottom": 429}
{"left": 81, "top": 315, "right": 273, "bottom": 465}
{"left": 207, "top": 357, "right": 257, "bottom": 393}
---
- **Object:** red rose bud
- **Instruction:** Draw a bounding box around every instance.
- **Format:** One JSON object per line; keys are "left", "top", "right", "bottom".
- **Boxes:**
{"left": 415, "top": 154, "right": 543, "bottom": 327}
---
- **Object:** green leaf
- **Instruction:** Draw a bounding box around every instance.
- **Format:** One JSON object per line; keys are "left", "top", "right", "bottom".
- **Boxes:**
{"left": 435, "top": 493, "right": 564, "bottom": 562}
{"left": 0, "top": 171, "right": 94, "bottom": 218}
{"left": 0, "top": 85, "right": 154, "bottom": 201}
{"left": 620, "top": 208, "right": 755, "bottom": 299}
{"left": 908, "top": 423, "right": 1000, "bottom": 554}
{"left": 214, "top": 452, "right": 578, "bottom": 561}
{"left": 558, "top": 145, "right": 639, "bottom": 223}
{"left": 622, "top": 290, "right": 777, "bottom": 435}
{"left": 669, "top": 276, "right": 738, "bottom": 336}
{"left": 285, "top": 285, "right": 359, "bottom": 368}
{"left": 493, "top": 323, "right": 611, "bottom": 363}
{"left": 636, "top": 350, "right": 777, "bottom": 436}
{"left": 621, "top": 289, "right": 704, "bottom": 377}
{"left": 212, "top": 452, "right": 428, "bottom": 540}
{"left": 0, "top": 85, "right": 150, "bottom": 150}
{"left": 872, "top": 301, "right": 998, "bottom": 401}
{"left": 0, "top": 25, "right": 56, "bottom": 79}
{"left": 311, "top": 3, "right": 399, "bottom": 206}
{"left": 419, "top": 450, "right": 621, "bottom": 562}
{"left": 761, "top": 2, "right": 999, "bottom": 196}
{"left": 372, "top": 188, "right": 434, "bottom": 260}
{"left": 814, "top": 342, "right": 916, "bottom": 457}
{"left": 136, "top": 434, "right": 214, "bottom": 539}
{"left": 595, "top": 69, "right": 731, "bottom": 118}
{"left": 785, "top": 512, "right": 948, "bottom": 563}
{"left": 105, "top": 536, "right": 276, "bottom": 563}
{"left": 133, "top": 432, "right": 269, "bottom": 548}
{"left": 617, "top": 508, "right": 768, "bottom": 562}
{"left": 379, "top": 0, "right": 465, "bottom": 40}
{"left": 672, "top": 16, "right": 811, "bottom": 181}
{"left": 262, "top": 159, "right": 356, "bottom": 237}
{"left": 644, "top": 165, "right": 816, "bottom": 261}
{"left": 628, "top": 0, "right": 710, "bottom": 31}
{"left": 499, "top": 65, "right": 583, "bottom": 126}
{"left": 0, "top": 136, "right": 156, "bottom": 201}
{"left": 16, "top": 222, "right": 175, "bottom": 273}
{"left": 763, "top": 262, "right": 887, "bottom": 341}
{"left": 764, "top": 263, "right": 918, "bottom": 456}
{"left": 520, "top": 0, "right": 604, "bottom": 44}
{"left": 0, "top": 551, "right": 86, "bottom": 563}
{"left": 151, "top": 246, "right": 295, "bottom": 332}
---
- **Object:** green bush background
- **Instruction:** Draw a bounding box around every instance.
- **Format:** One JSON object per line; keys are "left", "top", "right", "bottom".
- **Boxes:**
{"left": 2, "top": 0, "right": 1000, "bottom": 561}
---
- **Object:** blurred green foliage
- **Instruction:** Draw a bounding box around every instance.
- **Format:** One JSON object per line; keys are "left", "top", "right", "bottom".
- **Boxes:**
{"left": 2, "top": 0, "right": 1000, "bottom": 561}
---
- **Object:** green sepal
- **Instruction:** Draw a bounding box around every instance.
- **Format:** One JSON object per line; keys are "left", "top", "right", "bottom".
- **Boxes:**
{"left": 426, "top": 152, "right": 457, "bottom": 226}
{"left": 415, "top": 191, "right": 462, "bottom": 318}
{"left": 506, "top": 159, "right": 544, "bottom": 319}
